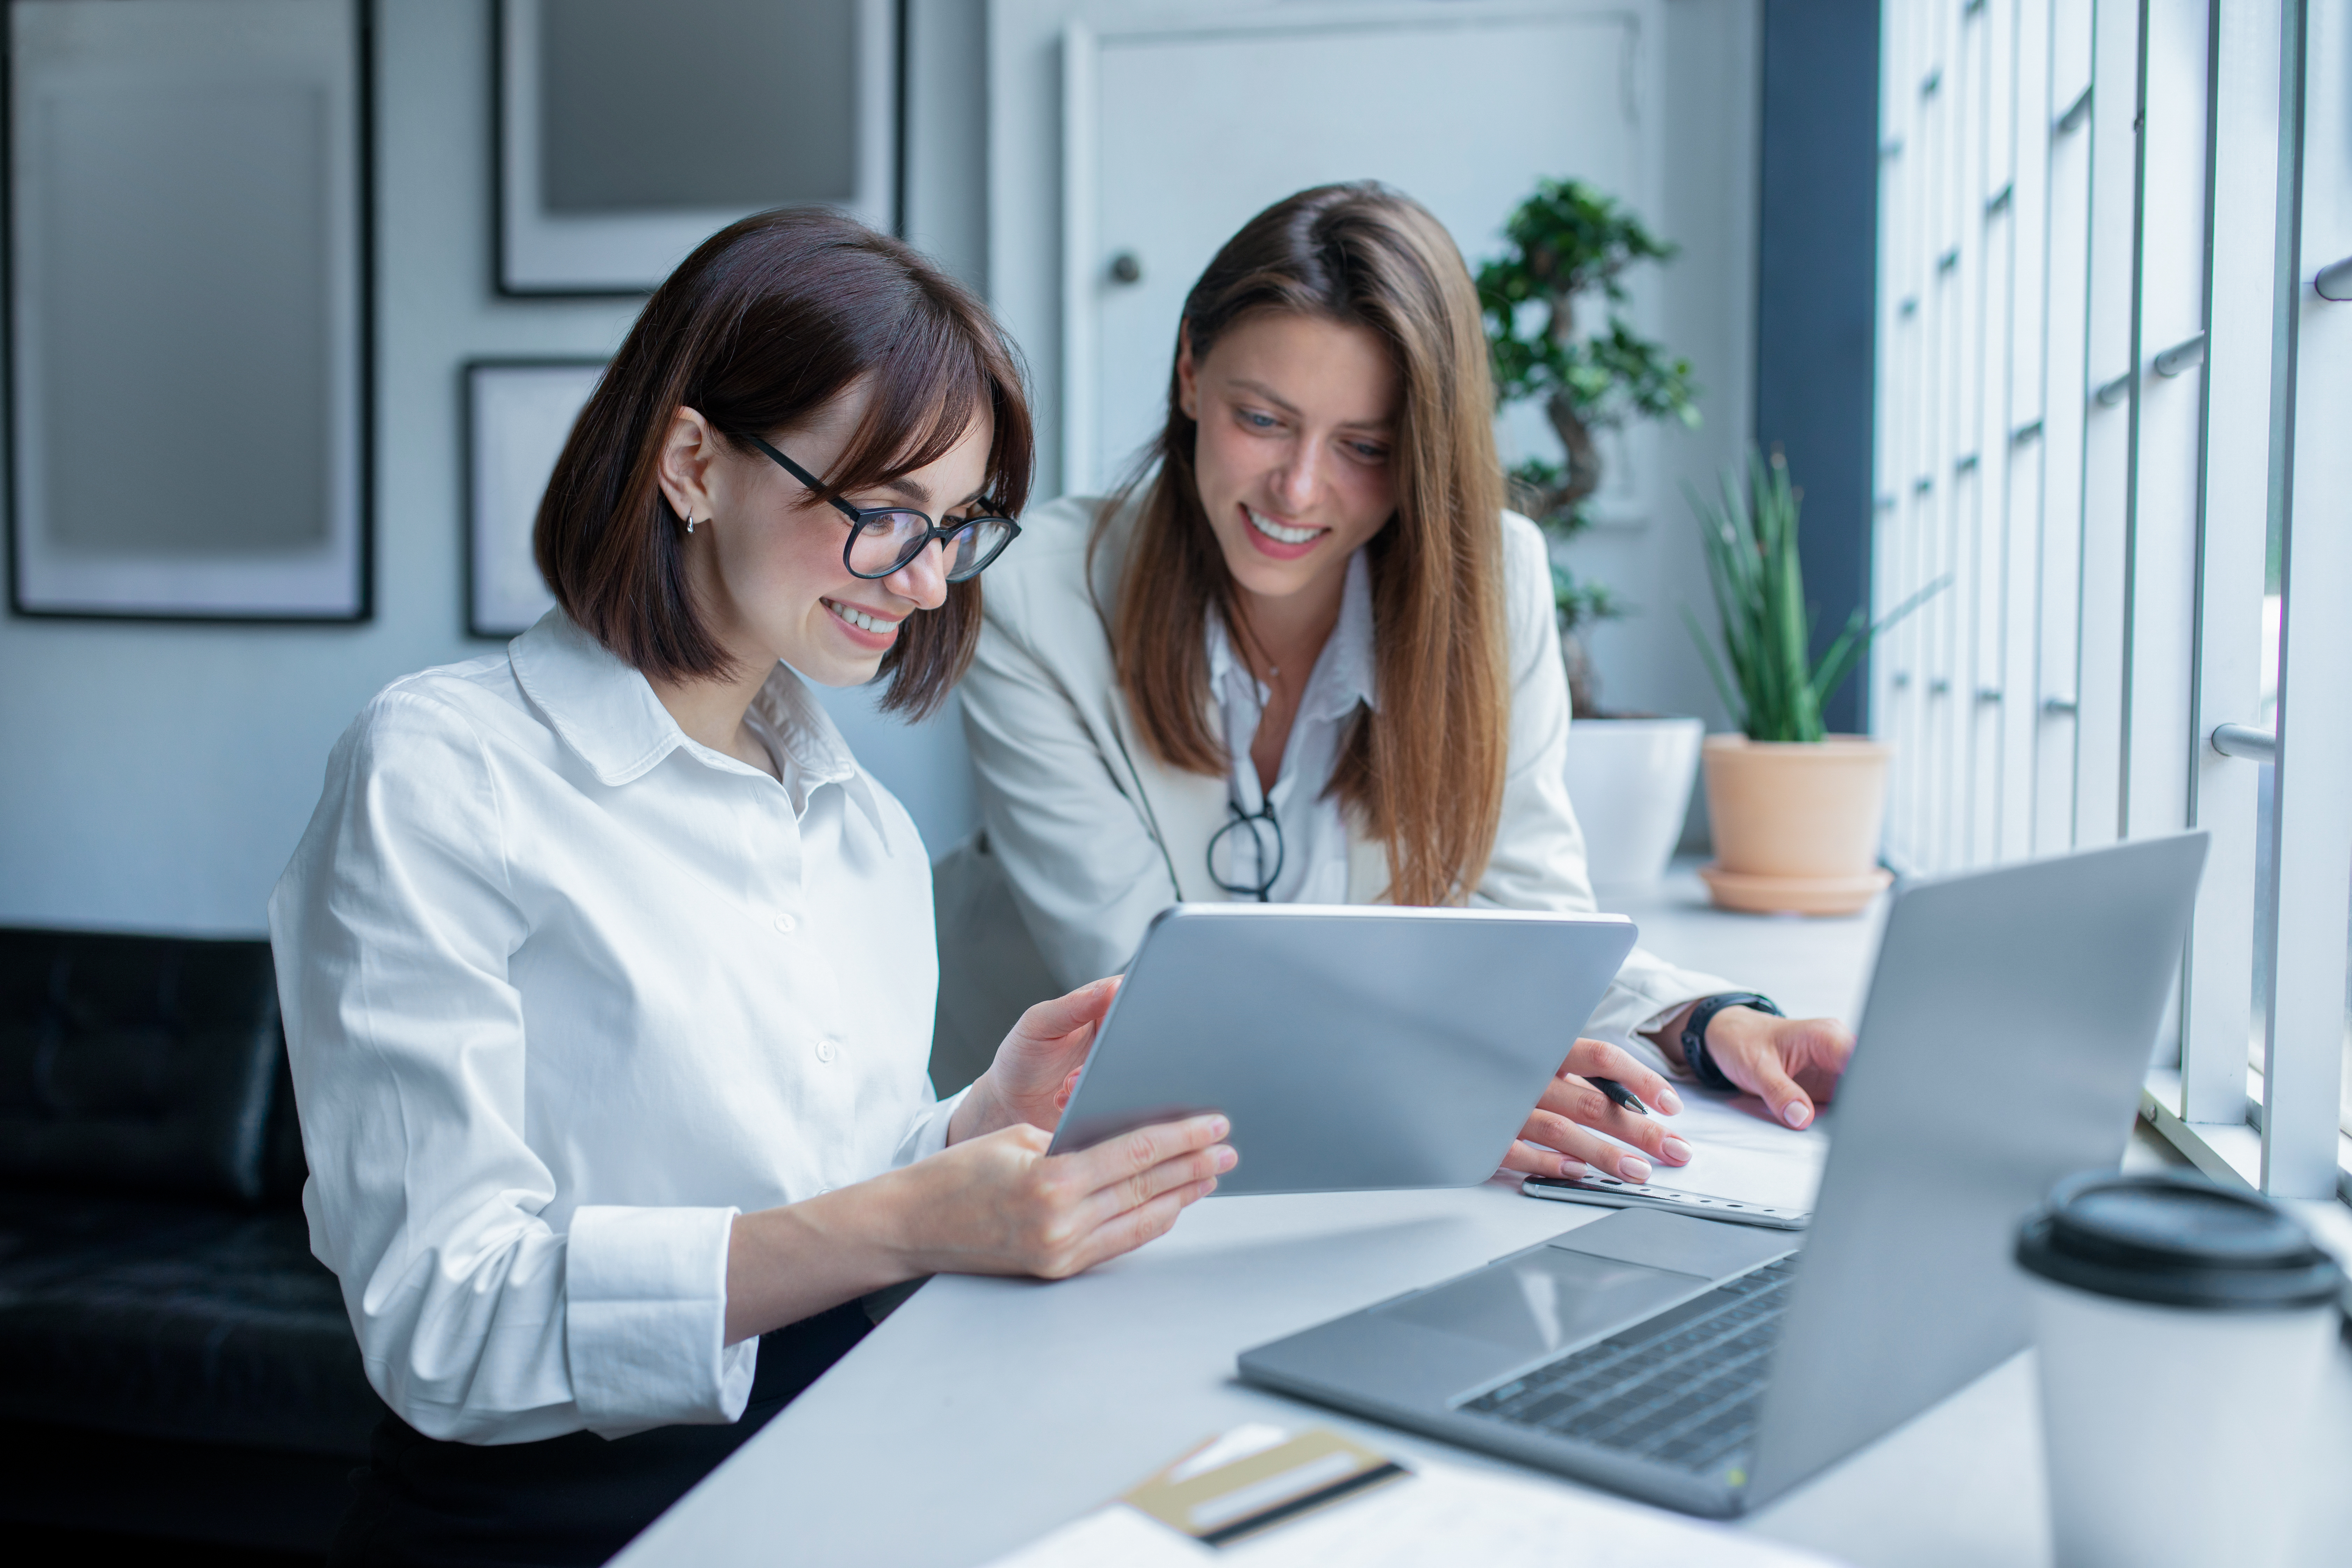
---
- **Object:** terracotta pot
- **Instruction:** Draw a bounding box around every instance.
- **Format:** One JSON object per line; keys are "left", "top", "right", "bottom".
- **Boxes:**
{"left": 1698, "top": 734, "right": 1894, "bottom": 915}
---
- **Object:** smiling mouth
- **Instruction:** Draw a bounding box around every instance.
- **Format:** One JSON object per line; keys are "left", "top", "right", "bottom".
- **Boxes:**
{"left": 823, "top": 598, "right": 899, "bottom": 636}
{"left": 1244, "top": 506, "right": 1326, "bottom": 547}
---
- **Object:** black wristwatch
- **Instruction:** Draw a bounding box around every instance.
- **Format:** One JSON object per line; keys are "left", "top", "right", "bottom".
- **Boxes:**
{"left": 1681, "top": 992, "right": 1783, "bottom": 1092}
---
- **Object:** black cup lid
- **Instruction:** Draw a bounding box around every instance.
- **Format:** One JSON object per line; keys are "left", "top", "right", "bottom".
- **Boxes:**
{"left": 2015, "top": 1171, "right": 2344, "bottom": 1311}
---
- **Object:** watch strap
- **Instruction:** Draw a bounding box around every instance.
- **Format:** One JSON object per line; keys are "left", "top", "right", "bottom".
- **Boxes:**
{"left": 1682, "top": 992, "right": 1783, "bottom": 1092}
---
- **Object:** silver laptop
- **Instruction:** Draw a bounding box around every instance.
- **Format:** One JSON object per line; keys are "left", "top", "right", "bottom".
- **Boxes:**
{"left": 1237, "top": 833, "right": 2209, "bottom": 1517}
{"left": 1047, "top": 904, "right": 1638, "bottom": 1195}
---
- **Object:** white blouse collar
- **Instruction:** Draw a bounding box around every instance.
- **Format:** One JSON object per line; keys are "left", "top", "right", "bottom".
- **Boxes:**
{"left": 1205, "top": 545, "right": 1380, "bottom": 722}
{"left": 508, "top": 610, "right": 892, "bottom": 848}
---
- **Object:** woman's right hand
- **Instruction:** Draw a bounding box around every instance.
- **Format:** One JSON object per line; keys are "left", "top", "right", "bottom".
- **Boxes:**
{"left": 724, "top": 1112, "right": 1235, "bottom": 1341}
{"left": 888, "top": 1114, "right": 1234, "bottom": 1281}
{"left": 949, "top": 977, "right": 1124, "bottom": 1143}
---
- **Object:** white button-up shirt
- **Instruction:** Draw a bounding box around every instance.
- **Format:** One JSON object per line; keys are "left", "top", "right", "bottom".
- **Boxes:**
{"left": 1205, "top": 548, "right": 1375, "bottom": 904}
{"left": 270, "top": 611, "right": 957, "bottom": 1445}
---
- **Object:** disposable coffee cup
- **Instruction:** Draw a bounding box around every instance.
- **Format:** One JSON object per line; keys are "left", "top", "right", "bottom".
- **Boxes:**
{"left": 2291, "top": 1288, "right": 2352, "bottom": 1562}
{"left": 2016, "top": 1172, "right": 2343, "bottom": 1568}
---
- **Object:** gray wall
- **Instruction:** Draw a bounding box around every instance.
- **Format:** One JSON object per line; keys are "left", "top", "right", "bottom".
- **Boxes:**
{"left": 0, "top": 0, "right": 978, "bottom": 937}
{"left": 902, "top": 0, "right": 990, "bottom": 290}
{"left": 0, "top": 0, "right": 1766, "bottom": 936}
{"left": 1566, "top": 0, "right": 1762, "bottom": 729}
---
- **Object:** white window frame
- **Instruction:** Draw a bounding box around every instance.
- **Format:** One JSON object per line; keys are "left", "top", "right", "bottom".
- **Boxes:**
{"left": 1875, "top": 0, "right": 2352, "bottom": 1204}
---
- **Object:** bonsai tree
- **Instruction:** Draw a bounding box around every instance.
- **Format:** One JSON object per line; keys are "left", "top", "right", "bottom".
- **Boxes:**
{"left": 1685, "top": 449, "right": 1945, "bottom": 741}
{"left": 1547, "top": 561, "right": 1621, "bottom": 720}
{"left": 1478, "top": 178, "right": 1699, "bottom": 715}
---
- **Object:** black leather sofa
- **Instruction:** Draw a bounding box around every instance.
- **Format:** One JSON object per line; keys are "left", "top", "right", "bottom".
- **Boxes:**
{"left": 0, "top": 927, "right": 384, "bottom": 1556}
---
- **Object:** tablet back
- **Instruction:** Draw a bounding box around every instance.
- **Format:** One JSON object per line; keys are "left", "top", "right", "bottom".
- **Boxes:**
{"left": 1045, "top": 904, "right": 1639, "bottom": 1194}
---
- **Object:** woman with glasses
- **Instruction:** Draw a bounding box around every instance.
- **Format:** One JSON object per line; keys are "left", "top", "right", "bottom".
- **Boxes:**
{"left": 945, "top": 183, "right": 1853, "bottom": 1186}
{"left": 270, "top": 210, "right": 1233, "bottom": 1568}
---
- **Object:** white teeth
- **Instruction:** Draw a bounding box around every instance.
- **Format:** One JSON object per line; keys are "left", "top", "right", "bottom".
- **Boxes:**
{"left": 826, "top": 600, "right": 892, "bottom": 635}
{"left": 1245, "top": 506, "right": 1321, "bottom": 546}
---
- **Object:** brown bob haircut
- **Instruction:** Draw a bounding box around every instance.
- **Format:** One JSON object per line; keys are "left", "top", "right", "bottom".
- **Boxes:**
{"left": 536, "top": 207, "right": 1032, "bottom": 719}
{"left": 1104, "top": 182, "right": 1510, "bottom": 908}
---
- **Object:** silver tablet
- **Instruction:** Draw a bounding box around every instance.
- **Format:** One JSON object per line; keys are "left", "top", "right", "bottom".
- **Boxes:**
{"left": 1045, "top": 904, "right": 1640, "bottom": 1195}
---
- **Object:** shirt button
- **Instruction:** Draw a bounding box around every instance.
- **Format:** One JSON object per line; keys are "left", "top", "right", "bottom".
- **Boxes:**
{"left": 814, "top": 1038, "right": 839, "bottom": 1064}
{"left": 773, "top": 913, "right": 796, "bottom": 934}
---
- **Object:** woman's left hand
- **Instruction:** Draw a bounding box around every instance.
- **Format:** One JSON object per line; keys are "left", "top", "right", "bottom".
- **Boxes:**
{"left": 948, "top": 977, "right": 1123, "bottom": 1144}
{"left": 1675, "top": 1004, "right": 1854, "bottom": 1131}
{"left": 1503, "top": 1038, "right": 1692, "bottom": 1183}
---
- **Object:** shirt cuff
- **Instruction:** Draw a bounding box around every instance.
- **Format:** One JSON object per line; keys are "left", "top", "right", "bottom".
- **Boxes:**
{"left": 1582, "top": 952, "right": 1742, "bottom": 1078}
{"left": 566, "top": 1204, "right": 755, "bottom": 1437}
{"left": 895, "top": 1084, "right": 972, "bottom": 1167}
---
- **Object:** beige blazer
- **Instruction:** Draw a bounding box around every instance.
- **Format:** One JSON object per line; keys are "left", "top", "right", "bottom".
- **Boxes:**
{"left": 929, "top": 492, "right": 1734, "bottom": 1094}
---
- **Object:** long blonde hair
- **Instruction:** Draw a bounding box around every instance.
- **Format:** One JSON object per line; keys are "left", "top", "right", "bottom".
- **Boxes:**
{"left": 1102, "top": 183, "right": 1508, "bottom": 905}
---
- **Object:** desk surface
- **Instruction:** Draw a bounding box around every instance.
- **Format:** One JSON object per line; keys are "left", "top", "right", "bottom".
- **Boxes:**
{"left": 619, "top": 873, "right": 2058, "bottom": 1568}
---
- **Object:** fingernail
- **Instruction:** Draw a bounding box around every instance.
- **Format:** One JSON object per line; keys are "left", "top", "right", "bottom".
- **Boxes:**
{"left": 1783, "top": 1101, "right": 1810, "bottom": 1128}
{"left": 1660, "top": 1136, "right": 1693, "bottom": 1164}
{"left": 1617, "top": 1154, "right": 1652, "bottom": 1182}
{"left": 1209, "top": 1115, "right": 1230, "bottom": 1138}
{"left": 1214, "top": 1146, "right": 1237, "bottom": 1172}
{"left": 1657, "top": 1085, "right": 1684, "bottom": 1114}
{"left": 1559, "top": 1156, "right": 1589, "bottom": 1177}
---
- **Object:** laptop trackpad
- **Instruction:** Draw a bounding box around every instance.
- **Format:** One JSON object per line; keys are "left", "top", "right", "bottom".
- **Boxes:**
{"left": 1373, "top": 1248, "right": 1706, "bottom": 1359}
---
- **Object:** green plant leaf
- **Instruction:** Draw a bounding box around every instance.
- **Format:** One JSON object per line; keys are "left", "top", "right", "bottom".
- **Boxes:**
{"left": 1552, "top": 562, "right": 1627, "bottom": 635}
{"left": 1681, "top": 602, "right": 1746, "bottom": 730}
{"left": 1685, "top": 450, "right": 1951, "bottom": 741}
{"left": 1809, "top": 574, "right": 1952, "bottom": 710}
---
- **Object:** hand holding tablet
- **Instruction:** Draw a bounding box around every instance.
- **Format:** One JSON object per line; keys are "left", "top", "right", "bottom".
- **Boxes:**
{"left": 1044, "top": 904, "right": 1640, "bottom": 1195}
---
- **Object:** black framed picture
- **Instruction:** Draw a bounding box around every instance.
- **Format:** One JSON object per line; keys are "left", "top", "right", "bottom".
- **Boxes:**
{"left": 6, "top": 0, "right": 371, "bottom": 622}
{"left": 496, "top": 0, "right": 898, "bottom": 296}
{"left": 464, "top": 359, "right": 602, "bottom": 639}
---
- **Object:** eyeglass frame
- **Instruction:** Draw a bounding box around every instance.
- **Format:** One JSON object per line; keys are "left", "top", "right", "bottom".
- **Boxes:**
{"left": 1206, "top": 799, "right": 1285, "bottom": 902}
{"left": 744, "top": 434, "right": 1021, "bottom": 584}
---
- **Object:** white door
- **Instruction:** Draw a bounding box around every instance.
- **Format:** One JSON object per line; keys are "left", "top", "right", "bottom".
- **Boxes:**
{"left": 1062, "top": 1, "right": 1661, "bottom": 502}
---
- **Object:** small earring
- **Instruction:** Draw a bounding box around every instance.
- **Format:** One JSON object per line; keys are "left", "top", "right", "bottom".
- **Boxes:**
{"left": 681, "top": 513, "right": 697, "bottom": 534}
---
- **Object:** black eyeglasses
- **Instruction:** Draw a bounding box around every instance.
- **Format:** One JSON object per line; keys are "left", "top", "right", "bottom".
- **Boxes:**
{"left": 1206, "top": 800, "right": 1285, "bottom": 902}
{"left": 748, "top": 435, "right": 1021, "bottom": 584}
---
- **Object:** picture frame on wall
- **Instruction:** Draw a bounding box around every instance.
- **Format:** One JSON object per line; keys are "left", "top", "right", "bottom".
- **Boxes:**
{"left": 464, "top": 359, "right": 603, "bottom": 640}
{"left": 6, "top": 0, "right": 371, "bottom": 622}
{"left": 496, "top": 0, "right": 899, "bottom": 296}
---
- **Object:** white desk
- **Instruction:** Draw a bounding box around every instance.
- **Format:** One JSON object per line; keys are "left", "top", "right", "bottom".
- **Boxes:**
{"left": 617, "top": 872, "right": 2056, "bottom": 1568}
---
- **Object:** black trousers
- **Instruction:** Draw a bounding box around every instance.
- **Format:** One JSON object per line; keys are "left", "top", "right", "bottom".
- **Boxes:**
{"left": 331, "top": 1301, "right": 873, "bottom": 1568}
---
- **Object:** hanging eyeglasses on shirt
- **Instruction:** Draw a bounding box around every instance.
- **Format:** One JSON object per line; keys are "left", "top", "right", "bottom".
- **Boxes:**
{"left": 1207, "top": 800, "right": 1285, "bottom": 901}
{"left": 1202, "top": 550, "right": 1378, "bottom": 908}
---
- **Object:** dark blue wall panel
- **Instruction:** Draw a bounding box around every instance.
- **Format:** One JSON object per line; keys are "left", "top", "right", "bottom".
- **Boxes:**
{"left": 1755, "top": 0, "right": 1882, "bottom": 734}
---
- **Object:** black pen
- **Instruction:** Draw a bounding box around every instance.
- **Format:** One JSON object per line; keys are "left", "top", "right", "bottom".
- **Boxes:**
{"left": 1587, "top": 1076, "right": 1649, "bottom": 1116}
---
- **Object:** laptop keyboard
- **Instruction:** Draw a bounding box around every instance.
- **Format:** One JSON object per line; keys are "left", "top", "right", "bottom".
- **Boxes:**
{"left": 1458, "top": 1255, "right": 1797, "bottom": 1476}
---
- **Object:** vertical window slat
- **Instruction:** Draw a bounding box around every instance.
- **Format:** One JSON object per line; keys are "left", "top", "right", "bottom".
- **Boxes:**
{"left": 2182, "top": 0, "right": 2283, "bottom": 1128}
{"left": 2260, "top": 0, "right": 2352, "bottom": 1198}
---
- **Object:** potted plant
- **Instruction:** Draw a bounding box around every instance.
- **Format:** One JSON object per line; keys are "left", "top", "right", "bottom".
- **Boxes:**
{"left": 1478, "top": 178, "right": 1706, "bottom": 889}
{"left": 1684, "top": 450, "right": 1943, "bottom": 915}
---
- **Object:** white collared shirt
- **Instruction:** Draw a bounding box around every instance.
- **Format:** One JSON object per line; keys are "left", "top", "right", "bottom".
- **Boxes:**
{"left": 1204, "top": 547, "right": 1376, "bottom": 904}
{"left": 269, "top": 611, "right": 957, "bottom": 1445}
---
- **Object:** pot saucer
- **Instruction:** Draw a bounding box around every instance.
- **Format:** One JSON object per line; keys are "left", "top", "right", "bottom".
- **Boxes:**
{"left": 1698, "top": 863, "right": 1893, "bottom": 916}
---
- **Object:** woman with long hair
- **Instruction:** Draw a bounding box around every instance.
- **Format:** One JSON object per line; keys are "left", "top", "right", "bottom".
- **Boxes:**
{"left": 944, "top": 183, "right": 1852, "bottom": 1182}
{"left": 271, "top": 209, "right": 1232, "bottom": 1567}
